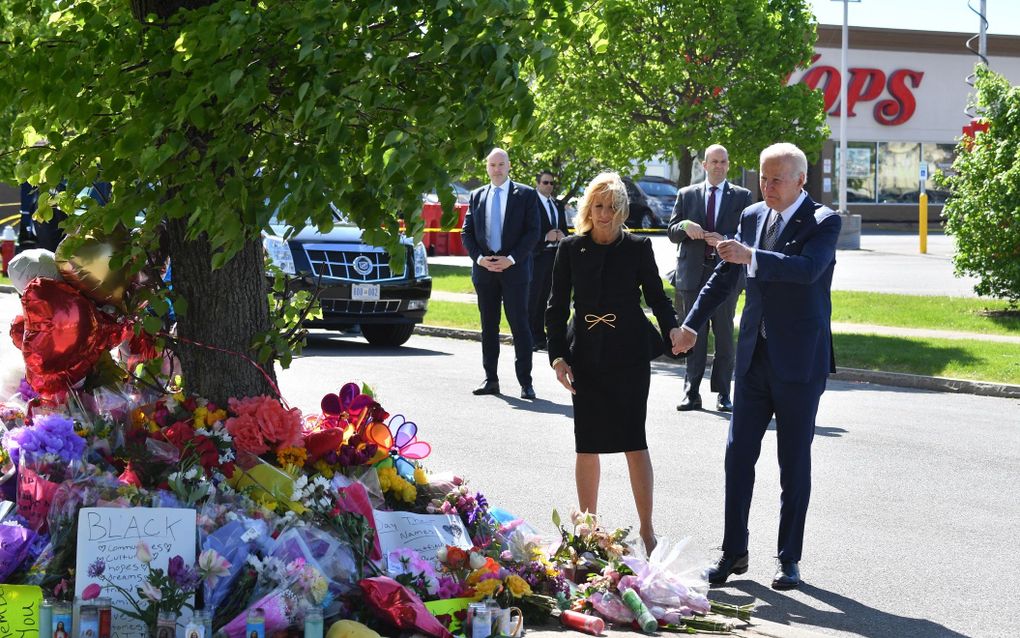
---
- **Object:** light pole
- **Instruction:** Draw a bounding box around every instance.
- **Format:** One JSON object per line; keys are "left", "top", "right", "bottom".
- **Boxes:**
{"left": 833, "top": 0, "right": 860, "bottom": 216}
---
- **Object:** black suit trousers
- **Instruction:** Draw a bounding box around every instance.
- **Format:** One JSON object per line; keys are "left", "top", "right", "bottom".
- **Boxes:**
{"left": 676, "top": 261, "right": 739, "bottom": 397}
{"left": 528, "top": 249, "right": 556, "bottom": 343}
{"left": 474, "top": 268, "right": 533, "bottom": 386}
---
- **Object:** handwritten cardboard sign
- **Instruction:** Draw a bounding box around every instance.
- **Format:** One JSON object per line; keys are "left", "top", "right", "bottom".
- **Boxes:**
{"left": 372, "top": 510, "right": 471, "bottom": 569}
{"left": 0, "top": 585, "right": 42, "bottom": 638}
{"left": 74, "top": 508, "right": 197, "bottom": 638}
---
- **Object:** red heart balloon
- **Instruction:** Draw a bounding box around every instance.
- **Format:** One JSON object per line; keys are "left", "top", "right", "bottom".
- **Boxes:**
{"left": 19, "top": 277, "right": 120, "bottom": 395}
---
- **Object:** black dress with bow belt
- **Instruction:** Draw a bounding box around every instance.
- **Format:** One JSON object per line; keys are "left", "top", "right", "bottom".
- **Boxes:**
{"left": 545, "top": 232, "right": 679, "bottom": 453}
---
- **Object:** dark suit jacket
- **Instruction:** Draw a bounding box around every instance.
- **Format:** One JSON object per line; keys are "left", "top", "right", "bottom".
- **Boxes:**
{"left": 684, "top": 195, "right": 841, "bottom": 384}
{"left": 462, "top": 181, "right": 542, "bottom": 286}
{"left": 546, "top": 233, "right": 678, "bottom": 369}
{"left": 534, "top": 196, "right": 569, "bottom": 253}
{"left": 667, "top": 181, "right": 752, "bottom": 290}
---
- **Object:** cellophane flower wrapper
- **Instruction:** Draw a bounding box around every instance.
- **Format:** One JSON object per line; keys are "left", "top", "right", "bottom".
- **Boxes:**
{"left": 271, "top": 525, "right": 358, "bottom": 595}
{"left": 220, "top": 586, "right": 299, "bottom": 638}
{"left": 330, "top": 474, "right": 382, "bottom": 560}
{"left": 0, "top": 521, "right": 35, "bottom": 581}
{"left": 619, "top": 537, "right": 710, "bottom": 616}
{"left": 358, "top": 576, "right": 454, "bottom": 638}
{"left": 590, "top": 590, "right": 635, "bottom": 624}
{"left": 200, "top": 519, "right": 262, "bottom": 609}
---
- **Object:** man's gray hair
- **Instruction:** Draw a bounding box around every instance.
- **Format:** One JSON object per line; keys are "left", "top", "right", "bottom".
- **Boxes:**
{"left": 760, "top": 143, "right": 807, "bottom": 177}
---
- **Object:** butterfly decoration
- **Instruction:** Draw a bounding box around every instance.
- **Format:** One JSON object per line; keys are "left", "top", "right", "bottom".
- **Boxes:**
{"left": 364, "top": 414, "right": 432, "bottom": 480}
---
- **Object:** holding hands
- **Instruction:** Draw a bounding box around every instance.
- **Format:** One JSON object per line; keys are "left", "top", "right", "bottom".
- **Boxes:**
{"left": 674, "top": 327, "right": 697, "bottom": 354}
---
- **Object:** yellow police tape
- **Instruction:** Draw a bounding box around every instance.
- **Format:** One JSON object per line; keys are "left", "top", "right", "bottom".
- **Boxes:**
{"left": 0, "top": 213, "right": 667, "bottom": 234}
{"left": 419, "top": 227, "right": 667, "bottom": 233}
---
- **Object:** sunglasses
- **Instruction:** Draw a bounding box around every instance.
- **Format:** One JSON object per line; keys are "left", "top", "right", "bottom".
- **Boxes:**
{"left": 540, "top": 180, "right": 555, "bottom": 185}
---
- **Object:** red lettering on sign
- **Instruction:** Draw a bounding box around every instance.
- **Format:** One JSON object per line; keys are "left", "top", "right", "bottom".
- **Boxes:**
{"left": 844, "top": 68, "right": 886, "bottom": 116}
{"left": 875, "top": 69, "right": 924, "bottom": 126}
{"left": 795, "top": 60, "right": 924, "bottom": 126}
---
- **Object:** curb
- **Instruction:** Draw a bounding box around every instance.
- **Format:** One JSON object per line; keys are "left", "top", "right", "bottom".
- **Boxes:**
{"left": 414, "top": 325, "right": 1020, "bottom": 400}
{"left": 2, "top": 287, "right": 1016, "bottom": 401}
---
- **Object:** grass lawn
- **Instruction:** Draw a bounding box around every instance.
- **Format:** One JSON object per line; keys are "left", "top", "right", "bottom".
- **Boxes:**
{"left": 423, "top": 284, "right": 1020, "bottom": 384}
{"left": 429, "top": 263, "right": 1020, "bottom": 336}
{"left": 833, "top": 333, "right": 1020, "bottom": 385}
{"left": 0, "top": 274, "right": 9, "bottom": 287}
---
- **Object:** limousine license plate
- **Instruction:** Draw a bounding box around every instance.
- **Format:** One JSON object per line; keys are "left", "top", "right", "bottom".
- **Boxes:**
{"left": 351, "top": 283, "right": 380, "bottom": 301}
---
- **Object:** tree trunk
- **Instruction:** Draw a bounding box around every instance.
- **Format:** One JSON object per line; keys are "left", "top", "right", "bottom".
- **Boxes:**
{"left": 165, "top": 218, "right": 276, "bottom": 405}
{"left": 678, "top": 149, "right": 694, "bottom": 187}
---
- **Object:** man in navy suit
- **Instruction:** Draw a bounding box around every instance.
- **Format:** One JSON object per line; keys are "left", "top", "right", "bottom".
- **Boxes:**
{"left": 668, "top": 145, "right": 752, "bottom": 413}
{"left": 676, "top": 143, "right": 840, "bottom": 590}
{"left": 462, "top": 148, "right": 542, "bottom": 400}
{"left": 528, "top": 170, "right": 568, "bottom": 351}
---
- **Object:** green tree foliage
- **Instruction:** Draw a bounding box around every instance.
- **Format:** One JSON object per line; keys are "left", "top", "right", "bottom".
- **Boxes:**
{"left": 0, "top": 0, "right": 575, "bottom": 402}
{"left": 939, "top": 65, "right": 1020, "bottom": 307}
{"left": 512, "top": 0, "right": 828, "bottom": 193}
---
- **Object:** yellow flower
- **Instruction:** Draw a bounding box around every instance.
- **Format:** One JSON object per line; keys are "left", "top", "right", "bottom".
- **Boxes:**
{"left": 207, "top": 408, "right": 227, "bottom": 424}
{"left": 402, "top": 484, "right": 417, "bottom": 502}
{"left": 312, "top": 460, "right": 335, "bottom": 479}
{"left": 414, "top": 466, "right": 428, "bottom": 486}
{"left": 474, "top": 578, "right": 501, "bottom": 598}
{"left": 277, "top": 446, "right": 308, "bottom": 468}
{"left": 193, "top": 406, "right": 209, "bottom": 428}
{"left": 505, "top": 574, "right": 532, "bottom": 598}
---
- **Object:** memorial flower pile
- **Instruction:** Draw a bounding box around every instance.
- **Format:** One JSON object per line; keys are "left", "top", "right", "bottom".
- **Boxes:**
{"left": 0, "top": 254, "right": 753, "bottom": 637}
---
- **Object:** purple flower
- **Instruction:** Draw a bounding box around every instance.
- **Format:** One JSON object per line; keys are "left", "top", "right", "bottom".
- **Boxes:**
{"left": 2, "top": 414, "right": 85, "bottom": 466}
{"left": 17, "top": 378, "right": 39, "bottom": 400}
{"left": 168, "top": 555, "right": 199, "bottom": 590}
{"left": 88, "top": 559, "right": 106, "bottom": 578}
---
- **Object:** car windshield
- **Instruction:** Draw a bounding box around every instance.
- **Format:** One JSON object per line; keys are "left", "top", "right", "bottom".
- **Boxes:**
{"left": 268, "top": 198, "right": 349, "bottom": 227}
{"left": 639, "top": 181, "right": 678, "bottom": 197}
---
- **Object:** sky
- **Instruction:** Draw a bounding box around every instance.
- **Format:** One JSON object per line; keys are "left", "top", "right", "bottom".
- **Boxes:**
{"left": 809, "top": 0, "right": 1020, "bottom": 36}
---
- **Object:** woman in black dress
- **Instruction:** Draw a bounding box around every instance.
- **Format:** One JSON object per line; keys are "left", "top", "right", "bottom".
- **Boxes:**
{"left": 546, "top": 172, "right": 684, "bottom": 552}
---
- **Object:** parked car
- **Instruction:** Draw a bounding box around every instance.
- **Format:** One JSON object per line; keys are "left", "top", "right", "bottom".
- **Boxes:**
{"left": 422, "top": 181, "right": 471, "bottom": 205}
{"left": 263, "top": 208, "right": 431, "bottom": 347}
{"left": 621, "top": 177, "right": 662, "bottom": 230}
{"left": 637, "top": 176, "right": 679, "bottom": 224}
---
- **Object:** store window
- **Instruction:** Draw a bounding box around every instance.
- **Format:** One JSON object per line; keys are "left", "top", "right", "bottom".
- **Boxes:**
{"left": 923, "top": 143, "right": 956, "bottom": 204}
{"left": 834, "top": 142, "right": 877, "bottom": 204}
{"left": 878, "top": 142, "right": 921, "bottom": 203}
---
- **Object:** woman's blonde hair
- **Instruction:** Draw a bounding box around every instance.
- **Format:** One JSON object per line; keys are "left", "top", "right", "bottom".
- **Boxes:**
{"left": 575, "top": 172, "right": 628, "bottom": 234}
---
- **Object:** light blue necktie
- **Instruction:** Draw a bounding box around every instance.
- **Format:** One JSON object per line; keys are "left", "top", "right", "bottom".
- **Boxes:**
{"left": 489, "top": 186, "right": 503, "bottom": 252}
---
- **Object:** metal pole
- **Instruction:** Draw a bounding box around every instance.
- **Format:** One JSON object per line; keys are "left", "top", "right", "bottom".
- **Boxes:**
{"left": 979, "top": 0, "right": 987, "bottom": 61}
{"left": 838, "top": 0, "right": 849, "bottom": 215}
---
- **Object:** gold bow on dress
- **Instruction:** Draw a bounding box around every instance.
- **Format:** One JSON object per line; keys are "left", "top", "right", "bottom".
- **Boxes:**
{"left": 584, "top": 313, "right": 617, "bottom": 329}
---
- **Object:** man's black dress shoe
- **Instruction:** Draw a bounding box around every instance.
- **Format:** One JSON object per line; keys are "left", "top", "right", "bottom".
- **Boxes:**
{"left": 716, "top": 394, "right": 733, "bottom": 412}
{"left": 472, "top": 380, "right": 500, "bottom": 396}
{"left": 771, "top": 561, "right": 801, "bottom": 590}
{"left": 706, "top": 552, "right": 749, "bottom": 585}
{"left": 520, "top": 385, "right": 537, "bottom": 400}
{"left": 677, "top": 395, "right": 702, "bottom": 411}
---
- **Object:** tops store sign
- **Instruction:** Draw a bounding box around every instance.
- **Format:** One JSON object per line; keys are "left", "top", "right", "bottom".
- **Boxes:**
{"left": 788, "top": 48, "right": 1020, "bottom": 143}
{"left": 795, "top": 54, "right": 923, "bottom": 126}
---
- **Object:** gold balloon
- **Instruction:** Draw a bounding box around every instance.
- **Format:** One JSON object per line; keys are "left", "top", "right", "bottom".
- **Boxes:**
{"left": 55, "top": 230, "right": 133, "bottom": 311}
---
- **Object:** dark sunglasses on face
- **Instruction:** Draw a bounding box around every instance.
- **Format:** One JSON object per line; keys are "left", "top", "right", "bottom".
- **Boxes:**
{"left": 540, "top": 180, "right": 555, "bottom": 185}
